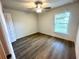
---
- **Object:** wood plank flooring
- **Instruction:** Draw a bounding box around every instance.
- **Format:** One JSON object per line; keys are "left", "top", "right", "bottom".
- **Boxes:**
{"left": 12, "top": 33, "right": 76, "bottom": 59}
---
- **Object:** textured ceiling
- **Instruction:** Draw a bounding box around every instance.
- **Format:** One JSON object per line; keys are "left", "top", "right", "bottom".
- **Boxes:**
{"left": 1, "top": 0, "right": 78, "bottom": 12}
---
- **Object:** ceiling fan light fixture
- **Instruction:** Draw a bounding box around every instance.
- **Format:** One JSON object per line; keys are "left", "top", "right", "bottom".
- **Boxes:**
{"left": 35, "top": 1, "right": 43, "bottom": 13}
{"left": 36, "top": 8, "right": 42, "bottom": 13}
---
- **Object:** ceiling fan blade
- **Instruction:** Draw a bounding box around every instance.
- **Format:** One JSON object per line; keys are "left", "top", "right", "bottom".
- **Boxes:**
{"left": 25, "top": 2, "right": 51, "bottom": 9}
{"left": 25, "top": 2, "right": 50, "bottom": 8}
{"left": 13, "top": 0, "right": 49, "bottom": 3}
{"left": 44, "top": 7, "right": 51, "bottom": 9}
{"left": 24, "top": 2, "right": 36, "bottom": 8}
{"left": 13, "top": 0, "right": 36, "bottom": 2}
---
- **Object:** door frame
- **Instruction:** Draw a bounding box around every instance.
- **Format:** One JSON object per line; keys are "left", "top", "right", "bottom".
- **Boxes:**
{"left": 0, "top": 1, "right": 16, "bottom": 59}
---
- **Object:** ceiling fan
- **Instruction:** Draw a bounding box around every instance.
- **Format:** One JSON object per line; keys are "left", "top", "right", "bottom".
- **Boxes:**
{"left": 14, "top": 0, "right": 52, "bottom": 13}
{"left": 34, "top": 1, "right": 51, "bottom": 13}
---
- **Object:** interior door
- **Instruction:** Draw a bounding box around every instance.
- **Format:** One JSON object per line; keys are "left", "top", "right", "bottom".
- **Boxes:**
{"left": 4, "top": 13, "right": 16, "bottom": 43}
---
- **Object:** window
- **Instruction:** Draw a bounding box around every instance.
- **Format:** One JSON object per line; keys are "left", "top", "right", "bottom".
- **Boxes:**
{"left": 55, "top": 12, "right": 70, "bottom": 34}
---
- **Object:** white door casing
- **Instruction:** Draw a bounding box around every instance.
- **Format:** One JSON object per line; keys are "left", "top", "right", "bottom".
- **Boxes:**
{"left": 76, "top": 25, "right": 79, "bottom": 59}
{"left": 0, "top": 1, "right": 16, "bottom": 59}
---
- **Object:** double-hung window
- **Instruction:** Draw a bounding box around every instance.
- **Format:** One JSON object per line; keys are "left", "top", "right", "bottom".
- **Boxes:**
{"left": 55, "top": 12, "right": 70, "bottom": 34}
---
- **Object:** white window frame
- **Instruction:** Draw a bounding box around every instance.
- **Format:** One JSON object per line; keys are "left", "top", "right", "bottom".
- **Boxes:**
{"left": 54, "top": 12, "right": 70, "bottom": 34}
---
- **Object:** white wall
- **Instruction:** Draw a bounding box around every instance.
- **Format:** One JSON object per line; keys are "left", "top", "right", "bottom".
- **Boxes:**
{"left": 3, "top": 3, "right": 79, "bottom": 42}
{"left": 4, "top": 9, "right": 37, "bottom": 39}
{"left": 38, "top": 2, "right": 79, "bottom": 42}
{"left": 76, "top": 25, "right": 79, "bottom": 59}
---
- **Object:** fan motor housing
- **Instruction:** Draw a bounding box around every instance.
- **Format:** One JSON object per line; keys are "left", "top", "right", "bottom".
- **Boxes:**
{"left": 35, "top": 1, "right": 43, "bottom": 5}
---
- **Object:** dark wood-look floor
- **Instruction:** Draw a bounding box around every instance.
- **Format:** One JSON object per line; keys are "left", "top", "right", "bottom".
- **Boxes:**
{"left": 12, "top": 33, "right": 76, "bottom": 59}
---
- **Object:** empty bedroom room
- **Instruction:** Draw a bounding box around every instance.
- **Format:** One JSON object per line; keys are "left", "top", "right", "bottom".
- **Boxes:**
{"left": 0, "top": 0, "right": 79, "bottom": 59}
